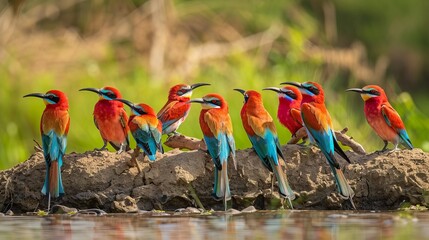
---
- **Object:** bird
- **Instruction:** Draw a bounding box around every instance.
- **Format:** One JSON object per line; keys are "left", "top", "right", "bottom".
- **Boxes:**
{"left": 157, "top": 83, "right": 210, "bottom": 135}
{"left": 346, "top": 85, "right": 413, "bottom": 151}
{"left": 79, "top": 87, "right": 130, "bottom": 154}
{"left": 188, "top": 93, "right": 236, "bottom": 211}
{"left": 263, "top": 86, "right": 305, "bottom": 140}
{"left": 114, "top": 98, "right": 164, "bottom": 163}
{"left": 23, "top": 90, "right": 70, "bottom": 211}
{"left": 282, "top": 81, "right": 356, "bottom": 208}
{"left": 234, "top": 89, "right": 295, "bottom": 208}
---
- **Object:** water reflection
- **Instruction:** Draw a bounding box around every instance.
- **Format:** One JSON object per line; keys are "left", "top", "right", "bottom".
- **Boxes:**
{"left": 0, "top": 211, "right": 428, "bottom": 240}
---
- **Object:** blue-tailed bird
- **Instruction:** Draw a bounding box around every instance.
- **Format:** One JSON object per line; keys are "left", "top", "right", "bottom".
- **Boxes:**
{"left": 114, "top": 98, "right": 163, "bottom": 166}
{"left": 235, "top": 89, "right": 295, "bottom": 208}
{"left": 188, "top": 93, "right": 236, "bottom": 211}
{"left": 24, "top": 90, "right": 70, "bottom": 211}
{"left": 282, "top": 81, "right": 356, "bottom": 209}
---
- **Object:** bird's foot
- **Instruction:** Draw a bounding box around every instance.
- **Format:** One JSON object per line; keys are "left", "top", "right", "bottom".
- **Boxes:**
{"left": 387, "top": 148, "right": 400, "bottom": 156}
{"left": 116, "top": 144, "right": 127, "bottom": 155}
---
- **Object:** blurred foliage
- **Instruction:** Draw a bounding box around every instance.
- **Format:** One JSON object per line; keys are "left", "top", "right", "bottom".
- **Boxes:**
{"left": 0, "top": 0, "right": 428, "bottom": 170}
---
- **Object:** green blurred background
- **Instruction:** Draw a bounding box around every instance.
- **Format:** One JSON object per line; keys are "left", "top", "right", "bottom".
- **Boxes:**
{"left": 1, "top": 0, "right": 428, "bottom": 169}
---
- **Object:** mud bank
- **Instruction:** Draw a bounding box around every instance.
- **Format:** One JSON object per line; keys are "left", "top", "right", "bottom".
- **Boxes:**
{"left": 0, "top": 145, "right": 428, "bottom": 213}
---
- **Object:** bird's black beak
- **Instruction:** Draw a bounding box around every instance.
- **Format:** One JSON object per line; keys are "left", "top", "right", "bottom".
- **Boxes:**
{"left": 190, "top": 83, "right": 211, "bottom": 90}
{"left": 23, "top": 93, "right": 46, "bottom": 99}
{"left": 233, "top": 88, "right": 246, "bottom": 96}
{"left": 79, "top": 88, "right": 101, "bottom": 95}
{"left": 281, "top": 82, "right": 303, "bottom": 88}
{"left": 345, "top": 88, "right": 365, "bottom": 93}
{"left": 262, "top": 87, "right": 282, "bottom": 93}
{"left": 114, "top": 98, "right": 135, "bottom": 109}
{"left": 187, "top": 98, "right": 205, "bottom": 104}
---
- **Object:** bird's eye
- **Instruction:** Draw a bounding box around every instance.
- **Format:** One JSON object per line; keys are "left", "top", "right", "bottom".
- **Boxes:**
{"left": 211, "top": 100, "right": 217, "bottom": 104}
{"left": 105, "top": 92, "right": 116, "bottom": 99}
{"left": 177, "top": 90, "right": 184, "bottom": 95}
{"left": 369, "top": 90, "right": 379, "bottom": 95}
{"left": 47, "top": 94, "right": 59, "bottom": 103}
{"left": 307, "top": 86, "right": 319, "bottom": 95}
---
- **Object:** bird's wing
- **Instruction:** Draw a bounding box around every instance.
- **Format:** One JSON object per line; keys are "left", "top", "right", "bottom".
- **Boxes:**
{"left": 131, "top": 117, "right": 155, "bottom": 156}
{"left": 301, "top": 103, "right": 341, "bottom": 168}
{"left": 381, "top": 104, "right": 413, "bottom": 148}
{"left": 41, "top": 110, "right": 69, "bottom": 166}
{"left": 157, "top": 101, "right": 189, "bottom": 131}
{"left": 149, "top": 119, "right": 164, "bottom": 153}
{"left": 290, "top": 108, "right": 303, "bottom": 126}
{"left": 203, "top": 111, "right": 225, "bottom": 170}
{"left": 247, "top": 114, "right": 283, "bottom": 166}
{"left": 247, "top": 113, "right": 274, "bottom": 137}
{"left": 119, "top": 108, "right": 130, "bottom": 148}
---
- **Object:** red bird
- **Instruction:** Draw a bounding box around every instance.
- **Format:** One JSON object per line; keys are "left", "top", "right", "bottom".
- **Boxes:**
{"left": 157, "top": 83, "right": 210, "bottom": 135}
{"left": 347, "top": 85, "right": 413, "bottom": 151}
{"left": 24, "top": 90, "right": 70, "bottom": 211}
{"left": 80, "top": 87, "right": 130, "bottom": 153}
{"left": 263, "top": 86, "right": 305, "bottom": 138}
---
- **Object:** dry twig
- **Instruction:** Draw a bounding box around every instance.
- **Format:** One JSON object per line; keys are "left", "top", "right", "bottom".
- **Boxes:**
{"left": 164, "top": 135, "right": 206, "bottom": 151}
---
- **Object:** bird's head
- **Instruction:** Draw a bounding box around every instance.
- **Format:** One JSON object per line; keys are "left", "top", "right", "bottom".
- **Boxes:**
{"left": 234, "top": 89, "right": 262, "bottom": 104}
{"left": 79, "top": 86, "right": 122, "bottom": 101}
{"left": 23, "top": 90, "right": 69, "bottom": 108}
{"left": 169, "top": 83, "right": 210, "bottom": 100}
{"left": 263, "top": 86, "right": 302, "bottom": 102}
{"left": 281, "top": 81, "right": 324, "bottom": 103}
{"left": 187, "top": 93, "right": 227, "bottom": 110}
{"left": 114, "top": 98, "right": 155, "bottom": 116}
{"left": 346, "top": 85, "right": 386, "bottom": 102}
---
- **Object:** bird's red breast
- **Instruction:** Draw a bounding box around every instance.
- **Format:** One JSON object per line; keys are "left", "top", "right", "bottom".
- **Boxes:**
{"left": 277, "top": 86, "right": 303, "bottom": 135}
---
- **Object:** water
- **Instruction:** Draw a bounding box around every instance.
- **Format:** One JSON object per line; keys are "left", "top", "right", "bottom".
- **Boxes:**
{"left": 0, "top": 210, "right": 428, "bottom": 240}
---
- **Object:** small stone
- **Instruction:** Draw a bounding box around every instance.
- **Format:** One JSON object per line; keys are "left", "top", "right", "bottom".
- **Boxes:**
{"left": 184, "top": 207, "right": 201, "bottom": 213}
{"left": 225, "top": 208, "right": 241, "bottom": 215}
{"left": 175, "top": 208, "right": 186, "bottom": 212}
{"left": 5, "top": 210, "right": 13, "bottom": 216}
{"left": 112, "top": 196, "right": 138, "bottom": 213}
{"left": 77, "top": 209, "right": 107, "bottom": 216}
{"left": 241, "top": 206, "right": 257, "bottom": 213}
{"left": 50, "top": 205, "right": 78, "bottom": 214}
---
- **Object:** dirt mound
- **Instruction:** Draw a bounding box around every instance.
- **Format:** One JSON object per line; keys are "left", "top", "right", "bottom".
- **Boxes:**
{"left": 0, "top": 145, "right": 428, "bottom": 213}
